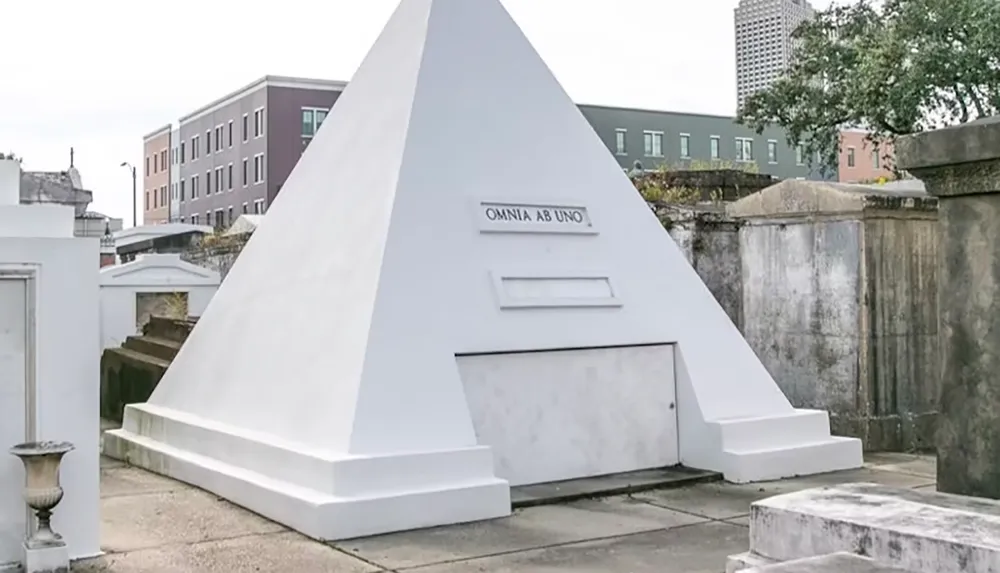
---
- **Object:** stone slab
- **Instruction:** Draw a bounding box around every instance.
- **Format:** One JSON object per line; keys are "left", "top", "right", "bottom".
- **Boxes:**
{"left": 23, "top": 542, "right": 69, "bottom": 573}
{"left": 74, "top": 532, "right": 379, "bottom": 573}
{"left": 398, "top": 521, "right": 748, "bottom": 573}
{"left": 332, "top": 496, "right": 707, "bottom": 570}
{"left": 633, "top": 467, "right": 934, "bottom": 520}
{"left": 510, "top": 466, "right": 720, "bottom": 508}
{"left": 743, "top": 553, "right": 913, "bottom": 572}
{"left": 747, "top": 483, "right": 1000, "bottom": 572}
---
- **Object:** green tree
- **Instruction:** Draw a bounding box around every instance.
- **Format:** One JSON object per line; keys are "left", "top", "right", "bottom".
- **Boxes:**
{"left": 737, "top": 0, "right": 1000, "bottom": 174}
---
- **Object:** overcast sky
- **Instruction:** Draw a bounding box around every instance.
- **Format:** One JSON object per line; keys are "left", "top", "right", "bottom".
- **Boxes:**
{"left": 1, "top": 0, "right": 833, "bottom": 226}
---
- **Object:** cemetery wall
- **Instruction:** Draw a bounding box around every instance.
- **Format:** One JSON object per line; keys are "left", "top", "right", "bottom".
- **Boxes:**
{"left": 662, "top": 205, "right": 744, "bottom": 330}
{"left": 181, "top": 233, "right": 250, "bottom": 280}
{"left": 731, "top": 181, "right": 940, "bottom": 451}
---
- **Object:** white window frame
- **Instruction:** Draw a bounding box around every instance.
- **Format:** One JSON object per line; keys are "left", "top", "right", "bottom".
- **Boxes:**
{"left": 253, "top": 198, "right": 266, "bottom": 214}
{"left": 301, "top": 107, "right": 330, "bottom": 138}
{"left": 191, "top": 174, "right": 199, "bottom": 200}
{"left": 614, "top": 128, "right": 627, "bottom": 155}
{"left": 214, "top": 167, "right": 224, "bottom": 194}
{"left": 735, "top": 137, "right": 754, "bottom": 162}
{"left": 214, "top": 124, "right": 224, "bottom": 153}
{"left": 767, "top": 139, "right": 778, "bottom": 164}
{"left": 643, "top": 130, "right": 664, "bottom": 158}
{"left": 227, "top": 162, "right": 234, "bottom": 191}
{"left": 191, "top": 136, "right": 200, "bottom": 160}
{"left": 709, "top": 135, "right": 721, "bottom": 159}
{"left": 253, "top": 107, "right": 265, "bottom": 139}
{"left": 227, "top": 120, "right": 234, "bottom": 148}
{"left": 795, "top": 144, "right": 805, "bottom": 166}
{"left": 242, "top": 157, "right": 248, "bottom": 187}
{"left": 847, "top": 146, "right": 856, "bottom": 168}
{"left": 253, "top": 153, "right": 265, "bottom": 184}
{"left": 679, "top": 133, "right": 691, "bottom": 159}
{"left": 242, "top": 113, "right": 249, "bottom": 143}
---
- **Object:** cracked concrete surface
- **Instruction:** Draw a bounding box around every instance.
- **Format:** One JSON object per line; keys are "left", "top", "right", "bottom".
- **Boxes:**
{"left": 74, "top": 452, "right": 935, "bottom": 572}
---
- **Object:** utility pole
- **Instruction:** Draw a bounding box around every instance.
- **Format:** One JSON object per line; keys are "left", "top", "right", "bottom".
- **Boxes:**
{"left": 120, "top": 162, "right": 137, "bottom": 227}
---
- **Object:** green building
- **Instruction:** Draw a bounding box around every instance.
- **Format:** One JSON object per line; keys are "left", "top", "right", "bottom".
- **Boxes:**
{"left": 579, "top": 104, "right": 835, "bottom": 181}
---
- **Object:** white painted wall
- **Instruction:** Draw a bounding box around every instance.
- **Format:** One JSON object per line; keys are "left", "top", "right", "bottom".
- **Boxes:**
{"left": 0, "top": 158, "right": 100, "bottom": 566}
{"left": 0, "top": 279, "right": 27, "bottom": 565}
{"left": 99, "top": 254, "right": 220, "bottom": 349}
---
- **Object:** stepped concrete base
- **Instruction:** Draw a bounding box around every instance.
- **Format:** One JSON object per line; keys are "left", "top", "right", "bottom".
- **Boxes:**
{"left": 103, "top": 403, "right": 511, "bottom": 540}
{"left": 743, "top": 553, "right": 913, "bottom": 572}
{"left": 732, "top": 483, "right": 1000, "bottom": 573}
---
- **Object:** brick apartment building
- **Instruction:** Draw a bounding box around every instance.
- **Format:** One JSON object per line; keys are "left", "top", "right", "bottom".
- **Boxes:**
{"left": 141, "top": 76, "right": 346, "bottom": 226}
{"left": 838, "top": 129, "right": 895, "bottom": 183}
{"left": 142, "top": 76, "right": 835, "bottom": 226}
{"left": 142, "top": 126, "right": 171, "bottom": 224}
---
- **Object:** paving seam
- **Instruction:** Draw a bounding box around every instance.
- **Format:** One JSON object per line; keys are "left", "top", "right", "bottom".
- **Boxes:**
{"left": 373, "top": 520, "right": 740, "bottom": 571}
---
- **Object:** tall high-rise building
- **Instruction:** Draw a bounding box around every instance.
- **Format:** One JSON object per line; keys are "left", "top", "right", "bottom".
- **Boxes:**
{"left": 734, "top": 0, "right": 816, "bottom": 110}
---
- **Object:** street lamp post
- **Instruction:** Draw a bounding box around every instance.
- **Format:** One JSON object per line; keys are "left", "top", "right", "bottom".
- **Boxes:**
{"left": 120, "top": 162, "right": 137, "bottom": 227}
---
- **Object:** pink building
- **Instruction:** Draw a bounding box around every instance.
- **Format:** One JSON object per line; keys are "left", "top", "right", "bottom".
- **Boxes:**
{"left": 838, "top": 129, "right": 895, "bottom": 183}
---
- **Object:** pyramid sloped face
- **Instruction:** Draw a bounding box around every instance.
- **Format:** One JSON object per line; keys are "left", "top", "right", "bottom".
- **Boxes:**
{"left": 149, "top": 0, "right": 785, "bottom": 456}
{"left": 147, "top": 0, "right": 439, "bottom": 453}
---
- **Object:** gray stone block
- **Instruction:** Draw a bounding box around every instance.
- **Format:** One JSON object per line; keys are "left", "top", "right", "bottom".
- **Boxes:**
{"left": 745, "top": 483, "right": 1000, "bottom": 572}
{"left": 743, "top": 553, "right": 913, "bottom": 572}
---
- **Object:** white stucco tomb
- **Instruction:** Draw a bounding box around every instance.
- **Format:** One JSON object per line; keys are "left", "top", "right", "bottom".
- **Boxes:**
{"left": 103, "top": 0, "right": 862, "bottom": 541}
{"left": 728, "top": 483, "right": 1000, "bottom": 573}
{"left": 0, "top": 159, "right": 101, "bottom": 568}
{"left": 99, "top": 254, "right": 220, "bottom": 350}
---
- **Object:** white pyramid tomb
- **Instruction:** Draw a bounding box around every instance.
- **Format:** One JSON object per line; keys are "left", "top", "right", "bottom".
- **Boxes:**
{"left": 104, "top": 0, "right": 862, "bottom": 540}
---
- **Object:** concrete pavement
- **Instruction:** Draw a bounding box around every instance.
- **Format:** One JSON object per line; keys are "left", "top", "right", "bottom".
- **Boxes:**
{"left": 75, "top": 452, "right": 935, "bottom": 572}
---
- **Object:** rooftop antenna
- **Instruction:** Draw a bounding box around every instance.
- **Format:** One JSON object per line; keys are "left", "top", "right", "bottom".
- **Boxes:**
{"left": 69, "top": 147, "right": 74, "bottom": 168}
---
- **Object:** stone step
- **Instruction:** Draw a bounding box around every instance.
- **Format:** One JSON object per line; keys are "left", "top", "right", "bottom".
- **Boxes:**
{"left": 100, "top": 347, "right": 171, "bottom": 424}
{"left": 143, "top": 315, "right": 198, "bottom": 344}
{"left": 741, "top": 483, "right": 1000, "bottom": 573}
{"left": 743, "top": 553, "right": 914, "bottom": 572}
{"left": 123, "top": 335, "right": 183, "bottom": 361}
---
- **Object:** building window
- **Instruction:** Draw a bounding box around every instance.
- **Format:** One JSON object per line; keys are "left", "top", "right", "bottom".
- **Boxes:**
{"left": 228, "top": 163, "right": 234, "bottom": 190}
{"left": 180, "top": 141, "right": 186, "bottom": 164}
{"left": 205, "top": 170, "right": 211, "bottom": 195}
{"left": 192, "top": 214, "right": 199, "bottom": 224}
{"left": 767, "top": 140, "right": 778, "bottom": 163}
{"left": 301, "top": 107, "right": 329, "bottom": 137}
{"left": 191, "top": 174, "right": 199, "bottom": 199}
{"left": 215, "top": 167, "right": 224, "bottom": 193}
{"left": 253, "top": 199, "right": 266, "bottom": 214}
{"left": 180, "top": 179, "right": 186, "bottom": 201}
{"left": 228, "top": 120, "right": 234, "bottom": 147}
{"left": 145, "top": 157, "right": 149, "bottom": 176}
{"left": 614, "top": 129, "right": 627, "bottom": 155}
{"left": 152, "top": 154, "right": 158, "bottom": 173}
{"left": 795, "top": 145, "right": 805, "bottom": 165}
{"left": 242, "top": 114, "right": 249, "bottom": 142}
{"left": 735, "top": 137, "right": 754, "bottom": 161}
{"left": 205, "top": 130, "right": 211, "bottom": 155}
{"left": 228, "top": 206, "right": 233, "bottom": 224}
{"left": 847, "top": 146, "right": 856, "bottom": 167}
{"left": 160, "top": 149, "right": 167, "bottom": 168}
{"left": 242, "top": 158, "right": 248, "bottom": 187}
{"left": 253, "top": 153, "right": 264, "bottom": 184}
{"left": 872, "top": 150, "right": 880, "bottom": 169}
{"left": 160, "top": 185, "right": 167, "bottom": 206}
{"left": 242, "top": 202, "right": 248, "bottom": 214}
{"left": 214, "top": 126, "right": 223, "bottom": 153}
{"left": 214, "top": 209, "right": 224, "bottom": 229}
{"left": 679, "top": 134, "right": 690, "bottom": 159}
{"left": 253, "top": 107, "right": 265, "bottom": 138}
{"left": 191, "top": 136, "right": 200, "bottom": 160}
{"left": 144, "top": 191, "right": 149, "bottom": 210}
{"left": 643, "top": 131, "right": 663, "bottom": 157}
{"left": 710, "top": 136, "right": 721, "bottom": 159}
